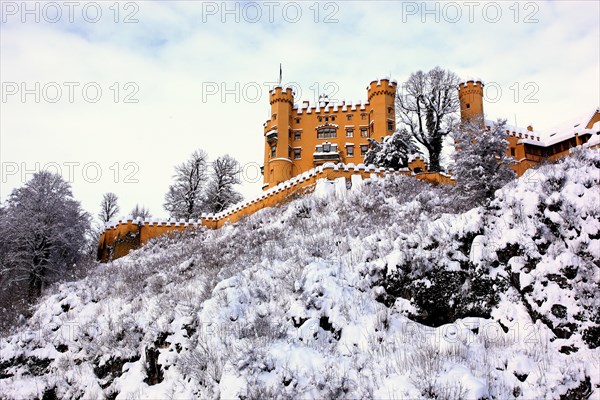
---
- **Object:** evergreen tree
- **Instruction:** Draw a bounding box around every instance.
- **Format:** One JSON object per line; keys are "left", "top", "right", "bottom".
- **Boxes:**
{"left": 451, "top": 117, "right": 516, "bottom": 205}
{"left": 364, "top": 128, "right": 419, "bottom": 169}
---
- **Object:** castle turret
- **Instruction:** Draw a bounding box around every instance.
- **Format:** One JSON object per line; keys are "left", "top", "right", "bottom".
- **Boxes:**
{"left": 458, "top": 79, "right": 484, "bottom": 123}
{"left": 263, "top": 86, "right": 294, "bottom": 189}
{"left": 367, "top": 78, "right": 397, "bottom": 140}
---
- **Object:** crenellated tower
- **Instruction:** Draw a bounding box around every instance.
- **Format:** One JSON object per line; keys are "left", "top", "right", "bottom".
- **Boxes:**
{"left": 264, "top": 86, "right": 295, "bottom": 188}
{"left": 367, "top": 78, "right": 398, "bottom": 141}
{"left": 458, "top": 79, "right": 484, "bottom": 123}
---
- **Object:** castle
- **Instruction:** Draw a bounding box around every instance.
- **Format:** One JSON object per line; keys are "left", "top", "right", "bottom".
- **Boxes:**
{"left": 97, "top": 76, "right": 599, "bottom": 262}
{"left": 262, "top": 78, "right": 406, "bottom": 189}
{"left": 458, "top": 79, "right": 600, "bottom": 176}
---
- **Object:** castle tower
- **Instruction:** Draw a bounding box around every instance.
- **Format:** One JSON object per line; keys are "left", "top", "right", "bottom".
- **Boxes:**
{"left": 458, "top": 79, "right": 484, "bottom": 123}
{"left": 367, "top": 78, "right": 397, "bottom": 141}
{"left": 263, "top": 86, "right": 294, "bottom": 188}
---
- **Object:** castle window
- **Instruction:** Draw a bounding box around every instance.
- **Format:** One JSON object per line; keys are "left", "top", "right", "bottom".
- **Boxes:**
{"left": 346, "top": 129, "right": 354, "bottom": 138}
{"left": 317, "top": 127, "right": 337, "bottom": 139}
{"left": 325, "top": 117, "right": 329, "bottom": 122}
{"left": 332, "top": 116, "right": 335, "bottom": 121}
{"left": 388, "top": 122, "right": 394, "bottom": 131}
{"left": 361, "top": 114, "right": 367, "bottom": 120}
{"left": 360, "top": 145, "right": 368, "bottom": 156}
{"left": 294, "top": 132, "right": 301, "bottom": 140}
{"left": 273, "top": 114, "right": 277, "bottom": 120}
{"left": 510, "top": 148, "right": 515, "bottom": 157}
{"left": 347, "top": 114, "right": 353, "bottom": 121}
{"left": 323, "top": 143, "right": 331, "bottom": 152}
{"left": 318, "top": 117, "right": 323, "bottom": 122}
{"left": 361, "top": 128, "right": 368, "bottom": 138}
{"left": 271, "top": 145, "right": 276, "bottom": 157}
{"left": 295, "top": 118, "right": 300, "bottom": 123}
{"left": 347, "top": 146, "right": 354, "bottom": 157}
{"left": 388, "top": 107, "right": 393, "bottom": 114}
{"left": 466, "top": 104, "right": 470, "bottom": 109}
{"left": 293, "top": 148, "right": 301, "bottom": 159}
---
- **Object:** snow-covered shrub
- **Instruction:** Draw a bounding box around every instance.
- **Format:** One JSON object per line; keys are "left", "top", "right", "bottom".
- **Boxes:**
{"left": 1, "top": 150, "right": 598, "bottom": 399}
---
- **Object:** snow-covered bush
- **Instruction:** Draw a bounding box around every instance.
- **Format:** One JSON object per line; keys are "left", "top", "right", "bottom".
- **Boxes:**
{"left": 0, "top": 150, "right": 598, "bottom": 399}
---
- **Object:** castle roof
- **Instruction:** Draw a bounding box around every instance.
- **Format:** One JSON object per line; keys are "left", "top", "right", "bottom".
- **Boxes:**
{"left": 485, "top": 107, "right": 600, "bottom": 148}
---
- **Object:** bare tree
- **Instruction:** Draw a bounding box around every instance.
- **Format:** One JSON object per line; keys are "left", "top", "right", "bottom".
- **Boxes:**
{"left": 98, "top": 192, "right": 120, "bottom": 223}
{"left": 164, "top": 149, "right": 209, "bottom": 220}
{"left": 203, "top": 155, "right": 243, "bottom": 213}
{"left": 0, "top": 171, "right": 90, "bottom": 301}
{"left": 396, "top": 67, "right": 460, "bottom": 172}
{"left": 131, "top": 204, "right": 152, "bottom": 220}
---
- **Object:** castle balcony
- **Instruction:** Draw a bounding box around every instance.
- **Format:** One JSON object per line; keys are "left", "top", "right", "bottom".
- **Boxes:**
{"left": 313, "top": 142, "right": 341, "bottom": 164}
{"left": 313, "top": 152, "right": 341, "bottom": 163}
{"left": 266, "top": 129, "right": 278, "bottom": 143}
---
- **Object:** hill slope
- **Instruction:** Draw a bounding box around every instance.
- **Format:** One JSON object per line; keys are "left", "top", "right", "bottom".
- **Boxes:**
{"left": 1, "top": 150, "right": 599, "bottom": 399}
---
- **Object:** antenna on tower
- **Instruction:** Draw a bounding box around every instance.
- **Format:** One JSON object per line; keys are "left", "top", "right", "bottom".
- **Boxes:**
{"left": 278, "top": 63, "right": 282, "bottom": 86}
{"left": 514, "top": 114, "right": 518, "bottom": 128}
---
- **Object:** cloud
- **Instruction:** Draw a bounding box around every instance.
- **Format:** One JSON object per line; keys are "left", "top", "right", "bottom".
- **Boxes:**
{"left": 1, "top": 0, "right": 598, "bottom": 219}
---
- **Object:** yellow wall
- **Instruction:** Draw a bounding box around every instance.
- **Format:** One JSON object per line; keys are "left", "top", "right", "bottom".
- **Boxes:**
{"left": 458, "top": 80, "right": 598, "bottom": 177}
{"left": 99, "top": 77, "right": 596, "bottom": 262}
{"left": 98, "top": 165, "right": 453, "bottom": 262}
{"left": 263, "top": 79, "right": 397, "bottom": 190}
{"left": 458, "top": 80, "right": 484, "bottom": 123}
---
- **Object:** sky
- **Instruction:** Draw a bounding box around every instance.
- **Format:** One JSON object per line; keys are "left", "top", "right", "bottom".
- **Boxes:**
{"left": 1, "top": 0, "right": 598, "bottom": 222}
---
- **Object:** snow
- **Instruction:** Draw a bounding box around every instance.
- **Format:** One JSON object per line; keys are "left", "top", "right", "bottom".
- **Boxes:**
{"left": 486, "top": 108, "right": 600, "bottom": 147}
{"left": 1, "top": 149, "right": 599, "bottom": 399}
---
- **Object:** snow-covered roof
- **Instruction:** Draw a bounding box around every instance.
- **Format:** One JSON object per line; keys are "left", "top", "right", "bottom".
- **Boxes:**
{"left": 485, "top": 108, "right": 600, "bottom": 147}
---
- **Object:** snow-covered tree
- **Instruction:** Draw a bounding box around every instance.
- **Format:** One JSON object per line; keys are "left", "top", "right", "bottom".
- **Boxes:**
{"left": 203, "top": 155, "right": 243, "bottom": 213}
{"left": 164, "top": 150, "right": 209, "bottom": 220}
{"left": 0, "top": 171, "right": 90, "bottom": 300}
{"left": 98, "top": 192, "right": 119, "bottom": 223}
{"left": 131, "top": 204, "right": 152, "bottom": 220}
{"left": 363, "top": 128, "right": 419, "bottom": 169}
{"left": 396, "top": 67, "right": 460, "bottom": 172}
{"left": 451, "top": 117, "right": 516, "bottom": 205}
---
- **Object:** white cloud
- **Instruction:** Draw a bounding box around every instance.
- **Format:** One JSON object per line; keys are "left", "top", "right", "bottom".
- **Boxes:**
{"left": 1, "top": 0, "right": 598, "bottom": 220}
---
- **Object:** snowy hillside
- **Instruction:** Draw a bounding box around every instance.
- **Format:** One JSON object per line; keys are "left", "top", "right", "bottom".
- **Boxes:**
{"left": 1, "top": 150, "right": 599, "bottom": 399}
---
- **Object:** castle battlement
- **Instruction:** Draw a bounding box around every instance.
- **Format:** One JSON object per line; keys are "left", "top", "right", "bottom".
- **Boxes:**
{"left": 99, "top": 72, "right": 599, "bottom": 264}
{"left": 98, "top": 157, "right": 449, "bottom": 262}
{"left": 458, "top": 78, "right": 485, "bottom": 88}
{"left": 367, "top": 77, "right": 397, "bottom": 101}
{"left": 262, "top": 79, "right": 398, "bottom": 189}
{"left": 292, "top": 99, "right": 369, "bottom": 114}
{"left": 269, "top": 86, "right": 294, "bottom": 105}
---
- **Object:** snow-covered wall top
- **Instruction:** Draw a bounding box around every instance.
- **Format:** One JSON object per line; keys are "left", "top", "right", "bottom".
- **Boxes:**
{"left": 104, "top": 162, "right": 413, "bottom": 229}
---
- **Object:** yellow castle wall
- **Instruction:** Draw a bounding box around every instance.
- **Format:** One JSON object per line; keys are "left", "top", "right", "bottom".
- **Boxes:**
{"left": 263, "top": 79, "right": 397, "bottom": 189}
{"left": 98, "top": 162, "right": 450, "bottom": 262}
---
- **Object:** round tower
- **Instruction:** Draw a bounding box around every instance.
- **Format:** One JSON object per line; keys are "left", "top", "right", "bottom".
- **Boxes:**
{"left": 264, "top": 86, "right": 294, "bottom": 188}
{"left": 367, "top": 78, "right": 397, "bottom": 140}
{"left": 458, "top": 79, "right": 484, "bottom": 123}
